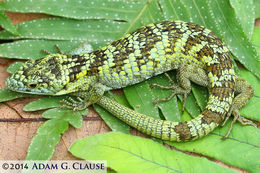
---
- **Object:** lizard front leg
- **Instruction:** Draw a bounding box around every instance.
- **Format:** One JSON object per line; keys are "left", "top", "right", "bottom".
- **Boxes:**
{"left": 61, "top": 82, "right": 107, "bottom": 111}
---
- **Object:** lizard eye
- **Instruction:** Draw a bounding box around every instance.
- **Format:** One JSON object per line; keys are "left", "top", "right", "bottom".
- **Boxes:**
{"left": 28, "top": 83, "right": 38, "bottom": 88}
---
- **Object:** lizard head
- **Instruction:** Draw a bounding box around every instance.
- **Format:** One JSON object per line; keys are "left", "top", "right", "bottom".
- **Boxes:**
{"left": 6, "top": 53, "right": 95, "bottom": 95}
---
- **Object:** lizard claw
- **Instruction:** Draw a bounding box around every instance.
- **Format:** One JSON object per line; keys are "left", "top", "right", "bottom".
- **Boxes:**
{"left": 221, "top": 106, "right": 257, "bottom": 140}
{"left": 41, "top": 49, "right": 52, "bottom": 55}
{"left": 41, "top": 44, "right": 64, "bottom": 55}
{"left": 60, "top": 96, "right": 88, "bottom": 111}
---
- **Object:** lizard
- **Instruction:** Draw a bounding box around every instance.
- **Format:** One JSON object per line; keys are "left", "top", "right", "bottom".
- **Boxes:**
{"left": 5, "top": 21, "right": 256, "bottom": 142}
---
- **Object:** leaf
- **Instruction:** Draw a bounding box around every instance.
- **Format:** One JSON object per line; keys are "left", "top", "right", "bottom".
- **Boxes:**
{"left": 177, "top": 93, "right": 201, "bottom": 119}
{"left": 6, "top": 62, "right": 23, "bottom": 74}
{"left": 123, "top": 0, "right": 164, "bottom": 34}
{"left": 0, "top": 18, "right": 129, "bottom": 47}
{"left": 26, "top": 118, "right": 68, "bottom": 160}
{"left": 23, "top": 96, "right": 65, "bottom": 111}
{"left": 0, "top": 0, "right": 145, "bottom": 21}
{"left": 123, "top": 72, "right": 182, "bottom": 121}
{"left": 0, "top": 39, "right": 85, "bottom": 60}
{"left": 191, "top": 84, "right": 208, "bottom": 111}
{"left": 0, "top": 10, "right": 18, "bottom": 35}
{"left": 42, "top": 108, "right": 88, "bottom": 129}
{"left": 93, "top": 92, "right": 131, "bottom": 134}
{"left": 254, "top": 0, "right": 260, "bottom": 18}
{"left": 251, "top": 27, "right": 260, "bottom": 59}
{"left": 0, "top": 0, "right": 165, "bottom": 44}
{"left": 122, "top": 70, "right": 180, "bottom": 122}
{"left": 229, "top": 0, "right": 255, "bottom": 38}
{"left": 158, "top": 0, "right": 191, "bottom": 22}
{"left": 26, "top": 107, "right": 88, "bottom": 160}
{"left": 239, "top": 68, "right": 260, "bottom": 121}
{"left": 124, "top": 80, "right": 160, "bottom": 119}
{"left": 69, "top": 132, "right": 234, "bottom": 173}
{"left": 177, "top": 100, "right": 192, "bottom": 121}
{"left": 166, "top": 120, "right": 260, "bottom": 173}
{"left": 0, "top": 88, "right": 32, "bottom": 102}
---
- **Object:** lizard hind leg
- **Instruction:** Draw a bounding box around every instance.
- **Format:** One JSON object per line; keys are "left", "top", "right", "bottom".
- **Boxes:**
{"left": 222, "top": 77, "right": 256, "bottom": 139}
{"left": 150, "top": 72, "right": 190, "bottom": 112}
{"left": 150, "top": 64, "right": 208, "bottom": 112}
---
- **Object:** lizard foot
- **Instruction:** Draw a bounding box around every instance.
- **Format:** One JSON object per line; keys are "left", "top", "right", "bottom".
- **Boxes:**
{"left": 41, "top": 44, "right": 65, "bottom": 55}
{"left": 60, "top": 96, "right": 89, "bottom": 111}
{"left": 221, "top": 106, "right": 257, "bottom": 140}
{"left": 150, "top": 73, "right": 190, "bottom": 112}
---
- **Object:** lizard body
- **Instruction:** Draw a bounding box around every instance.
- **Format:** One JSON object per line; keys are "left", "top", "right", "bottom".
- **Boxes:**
{"left": 6, "top": 21, "right": 255, "bottom": 142}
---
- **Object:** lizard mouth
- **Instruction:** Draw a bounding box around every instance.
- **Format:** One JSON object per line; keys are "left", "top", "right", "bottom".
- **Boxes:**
{"left": 6, "top": 77, "right": 27, "bottom": 92}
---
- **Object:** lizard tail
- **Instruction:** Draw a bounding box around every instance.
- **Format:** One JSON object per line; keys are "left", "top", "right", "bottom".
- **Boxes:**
{"left": 97, "top": 60, "right": 235, "bottom": 142}
{"left": 97, "top": 96, "right": 216, "bottom": 141}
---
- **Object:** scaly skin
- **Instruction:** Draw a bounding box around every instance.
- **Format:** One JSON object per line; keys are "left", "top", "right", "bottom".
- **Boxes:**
{"left": 6, "top": 21, "right": 255, "bottom": 142}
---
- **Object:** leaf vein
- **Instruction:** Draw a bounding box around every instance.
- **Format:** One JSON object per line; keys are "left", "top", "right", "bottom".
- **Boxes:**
{"left": 124, "top": 0, "right": 151, "bottom": 34}
{"left": 101, "top": 144, "right": 182, "bottom": 172}
{"left": 210, "top": 133, "right": 260, "bottom": 148}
